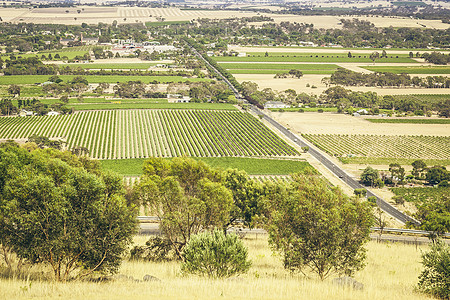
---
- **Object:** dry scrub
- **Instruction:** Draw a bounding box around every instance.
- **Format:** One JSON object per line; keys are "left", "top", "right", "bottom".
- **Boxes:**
{"left": 0, "top": 235, "right": 432, "bottom": 300}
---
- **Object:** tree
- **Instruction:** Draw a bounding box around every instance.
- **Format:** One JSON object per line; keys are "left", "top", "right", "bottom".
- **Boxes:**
{"left": 222, "top": 169, "right": 263, "bottom": 229}
{"left": 361, "top": 166, "right": 382, "bottom": 187}
{"left": 266, "top": 174, "right": 373, "bottom": 280}
{"left": 137, "top": 157, "right": 233, "bottom": 258}
{"left": 370, "top": 51, "right": 380, "bottom": 64}
{"left": 409, "top": 51, "right": 414, "bottom": 58}
{"left": 415, "top": 195, "right": 450, "bottom": 240}
{"left": 389, "top": 163, "right": 405, "bottom": 186}
{"left": 381, "top": 50, "right": 387, "bottom": 58}
{"left": 7, "top": 84, "right": 20, "bottom": 97}
{"left": 347, "top": 51, "right": 352, "bottom": 58}
{"left": 412, "top": 160, "right": 427, "bottom": 180}
{"left": 426, "top": 166, "right": 449, "bottom": 185}
{"left": 181, "top": 229, "right": 251, "bottom": 278}
{"left": 0, "top": 144, "right": 137, "bottom": 281}
{"left": 417, "top": 240, "right": 450, "bottom": 299}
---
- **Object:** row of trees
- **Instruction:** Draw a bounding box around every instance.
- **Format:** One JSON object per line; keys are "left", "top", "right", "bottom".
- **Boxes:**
{"left": 134, "top": 157, "right": 373, "bottom": 280}
{"left": 361, "top": 160, "right": 449, "bottom": 188}
{"left": 329, "top": 68, "right": 450, "bottom": 88}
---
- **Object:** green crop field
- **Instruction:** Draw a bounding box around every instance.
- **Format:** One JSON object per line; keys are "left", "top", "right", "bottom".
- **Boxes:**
{"left": 213, "top": 53, "right": 416, "bottom": 63}
{"left": 101, "top": 157, "right": 310, "bottom": 176}
{"left": 0, "top": 110, "right": 299, "bottom": 159}
{"left": 66, "top": 103, "right": 237, "bottom": 111}
{"left": 228, "top": 69, "right": 336, "bottom": 75}
{"left": 60, "top": 63, "right": 161, "bottom": 69}
{"left": 219, "top": 63, "right": 339, "bottom": 74}
{"left": 145, "top": 21, "right": 190, "bottom": 27}
{"left": 302, "top": 134, "right": 450, "bottom": 164}
{"left": 0, "top": 75, "right": 210, "bottom": 85}
{"left": 367, "top": 118, "right": 450, "bottom": 124}
{"left": 390, "top": 186, "right": 449, "bottom": 203}
{"left": 363, "top": 66, "right": 450, "bottom": 74}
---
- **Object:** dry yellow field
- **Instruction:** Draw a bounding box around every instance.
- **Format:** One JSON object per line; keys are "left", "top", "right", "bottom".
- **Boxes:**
{"left": 0, "top": 235, "right": 433, "bottom": 300}
{"left": 2, "top": 6, "right": 449, "bottom": 29}
{"left": 269, "top": 112, "right": 450, "bottom": 136}
{"left": 234, "top": 73, "right": 450, "bottom": 95}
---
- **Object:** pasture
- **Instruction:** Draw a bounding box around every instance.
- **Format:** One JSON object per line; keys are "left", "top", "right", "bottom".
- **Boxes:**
{"left": 101, "top": 157, "right": 310, "bottom": 176}
{"left": 65, "top": 103, "right": 237, "bottom": 110}
{"left": 363, "top": 66, "right": 450, "bottom": 74}
{"left": 0, "top": 236, "right": 432, "bottom": 300}
{"left": 60, "top": 63, "right": 161, "bottom": 69}
{"left": 0, "top": 110, "right": 299, "bottom": 159}
{"left": 219, "top": 63, "right": 339, "bottom": 75}
{"left": 0, "top": 75, "right": 210, "bottom": 85}
{"left": 214, "top": 53, "right": 416, "bottom": 63}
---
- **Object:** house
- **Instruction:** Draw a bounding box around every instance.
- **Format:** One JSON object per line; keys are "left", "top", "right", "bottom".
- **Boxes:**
{"left": 19, "top": 109, "right": 35, "bottom": 117}
{"left": 82, "top": 37, "right": 99, "bottom": 45}
{"left": 60, "top": 38, "right": 75, "bottom": 46}
{"left": 47, "top": 111, "right": 60, "bottom": 116}
{"left": 167, "top": 94, "right": 191, "bottom": 103}
{"left": 264, "top": 101, "right": 290, "bottom": 109}
{"left": 237, "top": 52, "right": 246, "bottom": 57}
{"left": 356, "top": 109, "right": 368, "bottom": 115}
{"left": 206, "top": 51, "right": 214, "bottom": 57}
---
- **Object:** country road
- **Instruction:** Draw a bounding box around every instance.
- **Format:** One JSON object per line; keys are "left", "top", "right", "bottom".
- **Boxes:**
{"left": 250, "top": 106, "right": 420, "bottom": 226}
{"left": 190, "top": 42, "right": 419, "bottom": 226}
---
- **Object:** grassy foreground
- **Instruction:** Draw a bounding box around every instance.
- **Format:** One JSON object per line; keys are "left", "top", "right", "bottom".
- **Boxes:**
{"left": 101, "top": 157, "right": 310, "bottom": 176}
{"left": 0, "top": 235, "right": 431, "bottom": 300}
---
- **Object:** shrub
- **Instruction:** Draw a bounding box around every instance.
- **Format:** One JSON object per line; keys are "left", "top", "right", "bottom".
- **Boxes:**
{"left": 417, "top": 240, "right": 450, "bottom": 299}
{"left": 318, "top": 109, "right": 324, "bottom": 113}
{"left": 181, "top": 229, "right": 251, "bottom": 278}
{"left": 298, "top": 108, "right": 304, "bottom": 113}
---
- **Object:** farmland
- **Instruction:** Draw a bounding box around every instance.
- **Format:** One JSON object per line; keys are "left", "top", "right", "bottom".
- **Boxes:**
{"left": 0, "top": 110, "right": 299, "bottom": 159}
{"left": 60, "top": 63, "right": 161, "bottom": 69}
{"left": 0, "top": 75, "right": 210, "bottom": 85}
{"left": 101, "top": 157, "right": 310, "bottom": 176}
{"left": 219, "top": 63, "right": 339, "bottom": 75}
{"left": 367, "top": 118, "right": 450, "bottom": 124}
{"left": 302, "top": 134, "right": 450, "bottom": 165}
{"left": 391, "top": 186, "right": 450, "bottom": 203}
{"left": 65, "top": 103, "right": 238, "bottom": 110}
{"left": 363, "top": 66, "right": 450, "bottom": 74}
{"left": 214, "top": 53, "right": 416, "bottom": 63}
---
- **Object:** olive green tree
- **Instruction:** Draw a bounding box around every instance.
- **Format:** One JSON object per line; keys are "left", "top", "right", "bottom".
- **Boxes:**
{"left": 0, "top": 143, "right": 137, "bottom": 281}
{"left": 138, "top": 157, "right": 233, "bottom": 258}
{"left": 267, "top": 174, "right": 373, "bottom": 280}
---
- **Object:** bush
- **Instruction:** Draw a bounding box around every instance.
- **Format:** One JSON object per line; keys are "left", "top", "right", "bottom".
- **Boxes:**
{"left": 417, "top": 240, "right": 450, "bottom": 299}
{"left": 318, "top": 109, "right": 324, "bottom": 113}
{"left": 181, "top": 230, "right": 251, "bottom": 278}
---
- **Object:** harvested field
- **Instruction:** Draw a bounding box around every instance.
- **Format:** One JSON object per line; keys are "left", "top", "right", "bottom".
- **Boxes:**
{"left": 2, "top": 6, "right": 448, "bottom": 29}
{"left": 234, "top": 74, "right": 450, "bottom": 95}
{"left": 269, "top": 112, "right": 450, "bottom": 136}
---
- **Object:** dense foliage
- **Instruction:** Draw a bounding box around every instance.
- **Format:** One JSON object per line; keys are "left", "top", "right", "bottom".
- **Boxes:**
{"left": 417, "top": 241, "right": 450, "bottom": 300}
{"left": 181, "top": 230, "right": 251, "bottom": 278}
{"left": 0, "top": 142, "right": 137, "bottom": 281}
{"left": 266, "top": 174, "right": 373, "bottom": 280}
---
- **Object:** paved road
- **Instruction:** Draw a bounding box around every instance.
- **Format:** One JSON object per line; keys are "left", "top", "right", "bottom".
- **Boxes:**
{"left": 138, "top": 223, "right": 446, "bottom": 245}
{"left": 250, "top": 107, "right": 420, "bottom": 226}
{"left": 187, "top": 42, "right": 419, "bottom": 226}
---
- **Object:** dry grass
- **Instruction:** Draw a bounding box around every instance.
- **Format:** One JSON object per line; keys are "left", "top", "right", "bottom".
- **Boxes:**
{"left": 0, "top": 235, "right": 432, "bottom": 300}
{"left": 270, "top": 112, "right": 450, "bottom": 136}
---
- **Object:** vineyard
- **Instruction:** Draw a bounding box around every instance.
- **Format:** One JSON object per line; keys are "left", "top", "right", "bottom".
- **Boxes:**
{"left": 391, "top": 187, "right": 450, "bottom": 203}
{"left": 302, "top": 134, "right": 450, "bottom": 161}
{"left": 0, "top": 110, "right": 299, "bottom": 159}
